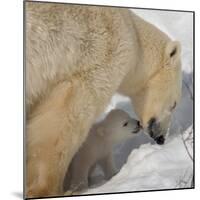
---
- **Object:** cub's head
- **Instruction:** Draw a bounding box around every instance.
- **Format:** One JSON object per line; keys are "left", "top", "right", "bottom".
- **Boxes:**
{"left": 133, "top": 41, "right": 182, "bottom": 144}
{"left": 104, "top": 109, "right": 141, "bottom": 143}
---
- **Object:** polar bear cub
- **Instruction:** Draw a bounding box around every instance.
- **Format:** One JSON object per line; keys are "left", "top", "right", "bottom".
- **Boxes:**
{"left": 64, "top": 109, "right": 141, "bottom": 193}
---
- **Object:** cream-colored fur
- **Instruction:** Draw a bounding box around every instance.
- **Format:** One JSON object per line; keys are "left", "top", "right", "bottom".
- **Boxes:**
{"left": 25, "top": 2, "right": 182, "bottom": 198}
{"left": 63, "top": 109, "right": 141, "bottom": 193}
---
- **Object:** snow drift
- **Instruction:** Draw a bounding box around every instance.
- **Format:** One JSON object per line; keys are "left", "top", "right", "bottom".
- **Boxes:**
{"left": 84, "top": 126, "right": 193, "bottom": 194}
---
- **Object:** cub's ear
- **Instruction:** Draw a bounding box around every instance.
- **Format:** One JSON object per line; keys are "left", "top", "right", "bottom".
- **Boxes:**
{"left": 165, "top": 41, "right": 181, "bottom": 65}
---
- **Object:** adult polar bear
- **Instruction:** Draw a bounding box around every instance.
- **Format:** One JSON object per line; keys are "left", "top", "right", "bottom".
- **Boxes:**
{"left": 26, "top": 2, "right": 182, "bottom": 198}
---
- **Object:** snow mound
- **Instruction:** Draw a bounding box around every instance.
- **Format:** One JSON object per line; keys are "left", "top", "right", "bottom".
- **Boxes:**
{"left": 83, "top": 126, "right": 193, "bottom": 195}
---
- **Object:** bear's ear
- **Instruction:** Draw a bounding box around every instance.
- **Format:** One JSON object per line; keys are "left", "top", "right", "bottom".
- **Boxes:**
{"left": 165, "top": 41, "right": 181, "bottom": 65}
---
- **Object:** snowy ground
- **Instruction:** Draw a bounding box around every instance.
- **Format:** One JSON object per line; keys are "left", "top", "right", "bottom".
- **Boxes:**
{"left": 85, "top": 126, "right": 193, "bottom": 194}
{"left": 81, "top": 9, "right": 194, "bottom": 195}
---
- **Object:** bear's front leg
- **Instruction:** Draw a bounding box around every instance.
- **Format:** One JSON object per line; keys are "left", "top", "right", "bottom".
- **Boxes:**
{"left": 26, "top": 80, "right": 96, "bottom": 198}
{"left": 100, "top": 152, "right": 118, "bottom": 180}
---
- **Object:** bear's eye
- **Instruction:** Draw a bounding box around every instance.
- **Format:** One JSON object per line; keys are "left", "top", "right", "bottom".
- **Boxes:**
{"left": 123, "top": 122, "right": 128, "bottom": 127}
{"left": 170, "top": 101, "right": 177, "bottom": 111}
{"left": 170, "top": 47, "right": 177, "bottom": 57}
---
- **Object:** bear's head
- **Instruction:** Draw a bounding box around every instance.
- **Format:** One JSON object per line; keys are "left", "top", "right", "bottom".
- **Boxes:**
{"left": 132, "top": 41, "right": 182, "bottom": 144}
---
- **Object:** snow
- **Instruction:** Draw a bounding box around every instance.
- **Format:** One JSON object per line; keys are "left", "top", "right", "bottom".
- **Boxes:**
{"left": 84, "top": 126, "right": 193, "bottom": 194}
{"left": 81, "top": 9, "right": 194, "bottom": 195}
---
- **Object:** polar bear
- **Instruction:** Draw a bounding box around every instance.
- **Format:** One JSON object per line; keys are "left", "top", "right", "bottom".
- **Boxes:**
{"left": 25, "top": 2, "right": 182, "bottom": 198}
{"left": 63, "top": 109, "right": 141, "bottom": 193}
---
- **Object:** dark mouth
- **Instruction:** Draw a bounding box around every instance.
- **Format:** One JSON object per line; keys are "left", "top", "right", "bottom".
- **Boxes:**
{"left": 149, "top": 130, "right": 154, "bottom": 138}
{"left": 132, "top": 128, "right": 140, "bottom": 134}
{"left": 132, "top": 121, "right": 142, "bottom": 134}
{"left": 147, "top": 119, "right": 165, "bottom": 145}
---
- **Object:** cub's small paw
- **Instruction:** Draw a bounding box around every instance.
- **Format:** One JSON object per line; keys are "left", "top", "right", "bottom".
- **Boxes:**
{"left": 64, "top": 190, "right": 74, "bottom": 196}
{"left": 64, "top": 189, "right": 86, "bottom": 196}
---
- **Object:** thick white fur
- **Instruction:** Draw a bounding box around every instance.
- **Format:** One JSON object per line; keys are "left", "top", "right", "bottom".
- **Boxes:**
{"left": 64, "top": 109, "right": 140, "bottom": 193}
{"left": 26, "top": 2, "right": 182, "bottom": 197}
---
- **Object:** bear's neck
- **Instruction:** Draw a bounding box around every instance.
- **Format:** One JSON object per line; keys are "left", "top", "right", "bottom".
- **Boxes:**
{"left": 118, "top": 12, "right": 170, "bottom": 96}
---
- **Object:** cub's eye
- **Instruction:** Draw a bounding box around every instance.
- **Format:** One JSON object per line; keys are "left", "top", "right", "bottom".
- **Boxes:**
{"left": 170, "top": 101, "right": 177, "bottom": 111}
{"left": 123, "top": 122, "right": 128, "bottom": 127}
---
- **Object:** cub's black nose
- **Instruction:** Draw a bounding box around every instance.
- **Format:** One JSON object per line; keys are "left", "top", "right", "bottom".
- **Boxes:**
{"left": 132, "top": 120, "right": 142, "bottom": 133}
{"left": 155, "top": 135, "right": 165, "bottom": 145}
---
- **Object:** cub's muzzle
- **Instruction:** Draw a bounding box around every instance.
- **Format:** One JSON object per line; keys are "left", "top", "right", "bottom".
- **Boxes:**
{"left": 132, "top": 120, "right": 142, "bottom": 133}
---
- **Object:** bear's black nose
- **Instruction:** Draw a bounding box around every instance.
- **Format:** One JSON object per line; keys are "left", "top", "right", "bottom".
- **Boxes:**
{"left": 155, "top": 135, "right": 165, "bottom": 145}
